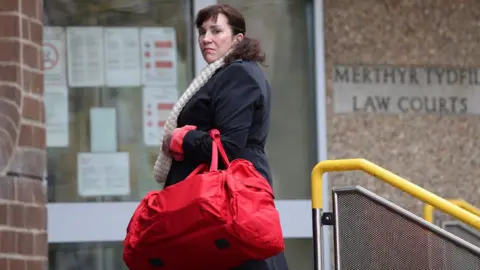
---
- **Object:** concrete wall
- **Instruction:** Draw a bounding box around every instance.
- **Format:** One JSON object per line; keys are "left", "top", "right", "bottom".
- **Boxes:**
{"left": 0, "top": 0, "right": 47, "bottom": 269}
{"left": 326, "top": 0, "right": 480, "bottom": 217}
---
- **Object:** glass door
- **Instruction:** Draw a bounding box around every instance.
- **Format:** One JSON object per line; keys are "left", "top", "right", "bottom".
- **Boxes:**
{"left": 45, "top": 0, "right": 318, "bottom": 269}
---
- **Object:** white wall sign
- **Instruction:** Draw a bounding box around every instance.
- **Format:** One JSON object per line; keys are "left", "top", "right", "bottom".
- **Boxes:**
{"left": 77, "top": 152, "right": 130, "bottom": 197}
{"left": 44, "top": 27, "right": 67, "bottom": 88}
{"left": 44, "top": 90, "right": 69, "bottom": 147}
{"left": 140, "top": 27, "right": 178, "bottom": 86}
{"left": 104, "top": 27, "right": 141, "bottom": 87}
{"left": 66, "top": 27, "right": 105, "bottom": 87}
{"left": 143, "top": 86, "right": 178, "bottom": 146}
{"left": 333, "top": 65, "right": 480, "bottom": 115}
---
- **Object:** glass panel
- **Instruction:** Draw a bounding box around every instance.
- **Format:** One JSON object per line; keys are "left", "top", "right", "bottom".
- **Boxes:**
{"left": 49, "top": 242, "right": 127, "bottom": 270}
{"left": 44, "top": 0, "right": 191, "bottom": 202}
{"left": 215, "top": 0, "right": 316, "bottom": 200}
{"left": 215, "top": 1, "right": 316, "bottom": 269}
{"left": 284, "top": 239, "right": 314, "bottom": 269}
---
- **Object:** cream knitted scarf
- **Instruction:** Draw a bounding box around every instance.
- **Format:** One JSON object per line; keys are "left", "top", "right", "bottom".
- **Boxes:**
{"left": 153, "top": 54, "right": 229, "bottom": 184}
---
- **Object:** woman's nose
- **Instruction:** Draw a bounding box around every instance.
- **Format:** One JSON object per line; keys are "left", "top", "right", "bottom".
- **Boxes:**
{"left": 202, "top": 32, "right": 213, "bottom": 43}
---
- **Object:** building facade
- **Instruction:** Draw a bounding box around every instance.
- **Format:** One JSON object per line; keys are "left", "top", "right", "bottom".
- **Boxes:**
{"left": 1, "top": 0, "right": 479, "bottom": 269}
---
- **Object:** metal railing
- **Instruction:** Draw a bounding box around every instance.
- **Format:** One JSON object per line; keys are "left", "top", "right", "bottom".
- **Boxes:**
{"left": 423, "top": 199, "right": 480, "bottom": 249}
{"left": 424, "top": 199, "right": 480, "bottom": 224}
{"left": 443, "top": 220, "right": 480, "bottom": 248}
{"left": 311, "top": 158, "right": 480, "bottom": 270}
{"left": 332, "top": 186, "right": 480, "bottom": 270}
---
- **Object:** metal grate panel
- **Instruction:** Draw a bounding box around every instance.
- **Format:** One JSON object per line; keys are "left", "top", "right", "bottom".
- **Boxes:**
{"left": 332, "top": 186, "right": 480, "bottom": 270}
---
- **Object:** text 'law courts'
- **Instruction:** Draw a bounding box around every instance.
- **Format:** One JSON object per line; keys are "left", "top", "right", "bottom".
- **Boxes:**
{"left": 332, "top": 65, "right": 480, "bottom": 115}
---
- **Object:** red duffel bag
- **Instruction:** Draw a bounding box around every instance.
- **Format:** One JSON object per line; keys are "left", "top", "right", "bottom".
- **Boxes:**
{"left": 122, "top": 129, "right": 285, "bottom": 270}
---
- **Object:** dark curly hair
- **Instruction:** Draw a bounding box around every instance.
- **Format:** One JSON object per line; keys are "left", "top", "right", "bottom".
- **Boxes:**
{"left": 195, "top": 4, "right": 266, "bottom": 65}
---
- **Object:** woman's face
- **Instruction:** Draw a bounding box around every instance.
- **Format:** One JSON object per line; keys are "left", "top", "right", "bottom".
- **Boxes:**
{"left": 198, "top": 13, "right": 243, "bottom": 64}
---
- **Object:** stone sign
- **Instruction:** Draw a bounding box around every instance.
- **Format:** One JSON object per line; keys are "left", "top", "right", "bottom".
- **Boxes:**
{"left": 333, "top": 65, "right": 480, "bottom": 115}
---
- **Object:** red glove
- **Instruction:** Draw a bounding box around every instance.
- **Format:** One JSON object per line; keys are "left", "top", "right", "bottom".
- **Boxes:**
{"left": 169, "top": 125, "right": 197, "bottom": 161}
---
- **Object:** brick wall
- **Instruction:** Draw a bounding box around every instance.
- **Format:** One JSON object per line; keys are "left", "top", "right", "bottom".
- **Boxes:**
{"left": 0, "top": 0, "right": 47, "bottom": 270}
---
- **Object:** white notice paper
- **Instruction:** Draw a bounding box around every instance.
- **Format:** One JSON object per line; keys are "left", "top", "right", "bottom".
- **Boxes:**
{"left": 77, "top": 152, "right": 130, "bottom": 197}
{"left": 104, "top": 27, "right": 141, "bottom": 87}
{"left": 66, "top": 27, "right": 105, "bottom": 87}
{"left": 90, "top": 108, "right": 117, "bottom": 152}
{"left": 143, "top": 86, "right": 178, "bottom": 146}
{"left": 140, "top": 27, "right": 178, "bottom": 86}
{"left": 44, "top": 27, "right": 67, "bottom": 88}
{"left": 44, "top": 89, "right": 69, "bottom": 147}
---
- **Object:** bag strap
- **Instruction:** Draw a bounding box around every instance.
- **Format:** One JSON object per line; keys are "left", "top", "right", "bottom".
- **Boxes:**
{"left": 189, "top": 139, "right": 219, "bottom": 174}
{"left": 185, "top": 129, "right": 230, "bottom": 176}
{"left": 209, "top": 138, "right": 219, "bottom": 171}
{"left": 209, "top": 129, "right": 230, "bottom": 169}
{"left": 187, "top": 163, "right": 208, "bottom": 178}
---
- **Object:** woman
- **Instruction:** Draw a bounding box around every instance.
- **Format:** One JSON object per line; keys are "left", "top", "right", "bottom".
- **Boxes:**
{"left": 153, "top": 4, "right": 289, "bottom": 270}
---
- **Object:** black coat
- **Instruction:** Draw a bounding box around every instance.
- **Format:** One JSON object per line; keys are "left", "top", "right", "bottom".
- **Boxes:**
{"left": 164, "top": 59, "right": 289, "bottom": 270}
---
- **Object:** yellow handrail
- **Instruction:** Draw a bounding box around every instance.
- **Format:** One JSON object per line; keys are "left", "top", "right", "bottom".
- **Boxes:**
{"left": 424, "top": 199, "right": 480, "bottom": 223}
{"left": 311, "top": 158, "right": 480, "bottom": 230}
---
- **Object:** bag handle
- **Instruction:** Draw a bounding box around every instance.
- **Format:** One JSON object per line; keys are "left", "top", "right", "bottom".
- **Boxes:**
{"left": 208, "top": 129, "right": 230, "bottom": 171}
{"left": 185, "top": 129, "right": 230, "bottom": 178}
{"left": 209, "top": 136, "right": 219, "bottom": 171}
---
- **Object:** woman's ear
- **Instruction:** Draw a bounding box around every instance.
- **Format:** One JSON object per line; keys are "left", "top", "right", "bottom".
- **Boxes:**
{"left": 235, "top": 33, "right": 244, "bottom": 43}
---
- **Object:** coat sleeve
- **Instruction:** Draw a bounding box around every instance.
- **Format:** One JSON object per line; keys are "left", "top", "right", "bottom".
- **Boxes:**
{"left": 182, "top": 63, "right": 261, "bottom": 163}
